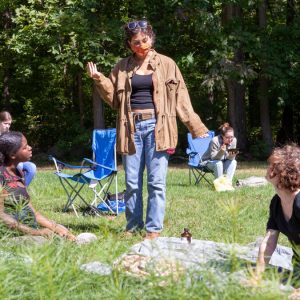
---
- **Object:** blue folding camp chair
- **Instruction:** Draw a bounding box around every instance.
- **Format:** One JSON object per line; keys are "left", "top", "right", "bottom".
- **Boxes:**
{"left": 50, "top": 128, "right": 119, "bottom": 216}
{"left": 186, "top": 130, "right": 215, "bottom": 185}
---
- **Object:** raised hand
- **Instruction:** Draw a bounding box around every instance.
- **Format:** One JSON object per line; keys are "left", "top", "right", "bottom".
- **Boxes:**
{"left": 86, "top": 62, "right": 102, "bottom": 80}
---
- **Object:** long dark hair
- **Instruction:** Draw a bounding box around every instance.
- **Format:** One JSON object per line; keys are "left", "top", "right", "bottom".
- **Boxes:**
{"left": 123, "top": 19, "right": 156, "bottom": 49}
{"left": 0, "top": 131, "right": 23, "bottom": 165}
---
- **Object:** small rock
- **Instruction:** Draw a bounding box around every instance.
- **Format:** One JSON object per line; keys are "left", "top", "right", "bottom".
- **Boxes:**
{"left": 9, "top": 235, "right": 48, "bottom": 246}
{"left": 76, "top": 232, "right": 97, "bottom": 245}
{"left": 80, "top": 261, "right": 112, "bottom": 275}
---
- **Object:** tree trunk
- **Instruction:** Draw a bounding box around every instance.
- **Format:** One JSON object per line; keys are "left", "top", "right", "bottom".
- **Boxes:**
{"left": 77, "top": 72, "right": 84, "bottom": 129}
{"left": 248, "top": 80, "right": 259, "bottom": 129}
{"left": 276, "top": 0, "right": 295, "bottom": 144}
{"left": 286, "top": 0, "right": 295, "bottom": 24}
{"left": 92, "top": 84, "right": 105, "bottom": 129}
{"left": 2, "top": 75, "right": 10, "bottom": 109}
{"left": 258, "top": 76, "right": 272, "bottom": 148}
{"left": 222, "top": 4, "right": 247, "bottom": 150}
{"left": 226, "top": 78, "right": 247, "bottom": 150}
{"left": 276, "top": 105, "right": 294, "bottom": 144}
{"left": 258, "top": 0, "right": 273, "bottom": 151}
{"left": 1, "top": 9, "right": 12, "bottom": 109}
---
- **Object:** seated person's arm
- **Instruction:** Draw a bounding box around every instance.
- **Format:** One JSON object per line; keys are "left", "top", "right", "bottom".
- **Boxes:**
{"left": 29, "top": 202, "right": 76, "bottom": 241}
{"left": 257, "top": 229, "right": 279, "bottom": 274}
{"left": 0, "top": 193, "right": 53, "bottom": 237}
{"left": 210, "top": 141, "right": 225, "bottom": 160}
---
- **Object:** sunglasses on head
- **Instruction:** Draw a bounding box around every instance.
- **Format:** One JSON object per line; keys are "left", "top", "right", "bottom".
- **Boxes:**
{"left": 127, "top": 20, "right": 148, "bottom": 31}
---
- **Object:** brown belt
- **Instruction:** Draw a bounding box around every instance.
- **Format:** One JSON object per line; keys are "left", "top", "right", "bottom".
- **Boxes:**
{"left": 132, "top": 112, "right": 156, "bottom": 121}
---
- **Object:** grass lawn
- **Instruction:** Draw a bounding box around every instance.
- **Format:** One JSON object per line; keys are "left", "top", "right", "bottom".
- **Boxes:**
{"left": 0, "top": 161, "right": 292, "bottom": 299}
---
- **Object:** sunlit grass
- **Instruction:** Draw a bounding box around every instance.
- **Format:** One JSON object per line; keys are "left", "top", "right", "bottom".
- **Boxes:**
{"left": 0, "top": 161, "right": 290, "bottom": 299}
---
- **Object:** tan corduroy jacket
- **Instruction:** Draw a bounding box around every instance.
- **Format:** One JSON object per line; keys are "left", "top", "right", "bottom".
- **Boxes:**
{"left": 94, "top": 50, "right": 208, "bottom": 155}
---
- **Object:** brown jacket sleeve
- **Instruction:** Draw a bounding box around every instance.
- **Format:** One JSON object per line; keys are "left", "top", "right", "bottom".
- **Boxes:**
{"left": 93, "top": 64, "right": 120, "bottom": 110}
{"left": 174, "top": 64, "right": 208, "bottom": 137}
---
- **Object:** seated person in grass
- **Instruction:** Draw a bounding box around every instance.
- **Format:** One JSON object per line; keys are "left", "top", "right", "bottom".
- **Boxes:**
{"left": 254, "top": 144, "right": 300, "bottom": 288}
{"left": 0, "top": 111, "right": 37, "bottom": 187}
{"left": 202, "top": 122, "right": 238, "bottom": 182}
{"left": 0, "top": 131, "right": 76, "bottom": 241}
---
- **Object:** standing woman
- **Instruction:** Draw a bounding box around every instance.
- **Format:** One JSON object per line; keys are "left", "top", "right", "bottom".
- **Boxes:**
{"left": 87, "top": 20, "right": 208, "bottom": 239}
{"left": 255, "top": 144, "right": 300, "bottom": 288}
{"left": 0, "top": 111, "right": 36, "bottom": 187}
{"left": 202, "top": 123, "right": 238, "bottom": 182}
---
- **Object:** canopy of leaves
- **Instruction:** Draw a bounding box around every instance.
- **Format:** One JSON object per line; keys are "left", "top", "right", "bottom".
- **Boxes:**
{"left": 0, "top": 0, "right": 299, "bottom": 159}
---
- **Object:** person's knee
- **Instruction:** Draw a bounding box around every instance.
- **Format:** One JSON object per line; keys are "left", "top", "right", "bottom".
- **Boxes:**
{"left": 231, "top": 159, "right": 237, "bottom": 167}
{"left": 215, "top": 161, "right": 223, "bottom": 167}
{"left": 210, "top": 161, "right": 223, "bottom": 178}
{"left": 213, "top": 161, "right": 223, "bottom": 171}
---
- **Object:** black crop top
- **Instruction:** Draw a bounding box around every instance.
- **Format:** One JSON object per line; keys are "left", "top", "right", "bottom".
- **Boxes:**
{"left": 130, "top": 73, "right": 154, "bottom": 110}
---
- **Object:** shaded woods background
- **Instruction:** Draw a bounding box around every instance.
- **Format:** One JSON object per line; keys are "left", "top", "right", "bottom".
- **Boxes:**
{"left": 1, "top": 0, "right": 299, "bottom": 160}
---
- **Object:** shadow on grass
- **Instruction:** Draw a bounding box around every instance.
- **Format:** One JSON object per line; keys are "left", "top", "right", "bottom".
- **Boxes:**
{"left": 168, "top": 183, "right": 191, "bottom": 187}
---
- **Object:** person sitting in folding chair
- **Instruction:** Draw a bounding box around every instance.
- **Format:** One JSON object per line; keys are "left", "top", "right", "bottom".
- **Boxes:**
{"left": 0, "top": 131, "right": 76, "bottom": 241}
{"left": 202, "top": 123, "right": 238, "bottom": 182}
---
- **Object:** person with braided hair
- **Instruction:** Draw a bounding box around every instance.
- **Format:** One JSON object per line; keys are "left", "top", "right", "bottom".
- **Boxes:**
{"left": 0, "top": 131, "right": 75, "bottom": 240}
{"left": 0, "top": 111, "right": 36, "bottom": 187}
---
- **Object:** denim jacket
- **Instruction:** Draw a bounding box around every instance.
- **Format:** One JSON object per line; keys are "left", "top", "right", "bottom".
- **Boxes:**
{"left": 94, "top": 50, "right": 208, "bottom": 155}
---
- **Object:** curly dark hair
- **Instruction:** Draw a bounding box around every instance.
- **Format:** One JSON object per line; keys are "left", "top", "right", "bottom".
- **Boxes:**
{"left": 0, "top": 131, "right": 23, "bottom": 165}
{"left": 268, "top": 143, "right": 300, "bottom": 192}
{"left": 123, "top": 19, "right": 156, "bottom": 50}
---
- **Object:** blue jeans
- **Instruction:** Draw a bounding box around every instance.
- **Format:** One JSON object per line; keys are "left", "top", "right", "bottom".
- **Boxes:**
{"left": 206, "top": 159, "right": 237, "bottom": 181}
{"left": 17, "top": 162, "right": 37, "bottom": 187}
{"left": 122, "top": 118, "right": 169, "bottom": 233}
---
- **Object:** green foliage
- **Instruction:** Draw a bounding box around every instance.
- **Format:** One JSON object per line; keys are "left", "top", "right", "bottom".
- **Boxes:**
{"left": 0, "top": 0, "right": 299, "bottom": 157}
{"left": 249, "top": 140, "right": 272, "bottom": 161}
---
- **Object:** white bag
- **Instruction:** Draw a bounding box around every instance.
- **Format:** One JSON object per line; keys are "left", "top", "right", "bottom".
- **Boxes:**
{"left": 213, "top": 175, "right": 235, "bottom": 192}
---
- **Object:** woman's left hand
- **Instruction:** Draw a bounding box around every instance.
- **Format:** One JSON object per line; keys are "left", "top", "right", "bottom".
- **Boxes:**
{"left": 65, "top": 233, "right": 77, "bottom": 241}
{"left": 54, "top": 224, "right": 76, "bottom": 241}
